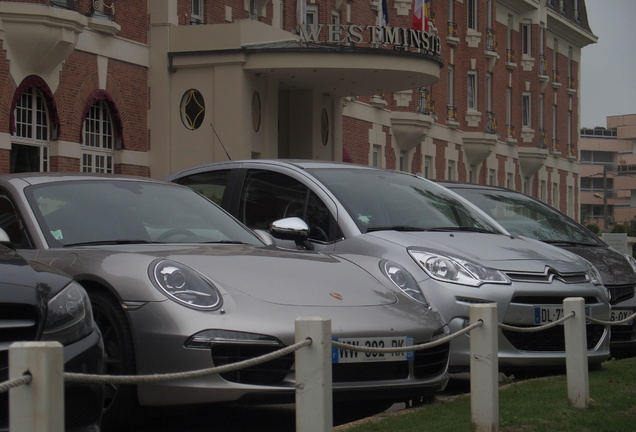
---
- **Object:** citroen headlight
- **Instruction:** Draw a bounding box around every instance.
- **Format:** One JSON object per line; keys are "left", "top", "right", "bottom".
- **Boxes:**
{"left": 41, "top": 281, "right": 94, "bottom": 345}
{"left": 409, "top": 250, "right": 510, "bottom": 287}
{"left": 585, "top": 261, "right": 603, "bottom": 286}
{"left": 624, "top": 254, "right": 636, "bottom": 276}
{"left": 150, "top": 259, "right": 222, "bottom": 310}
{"left": 381, "top": 260, "right": 428, "bottom": 305}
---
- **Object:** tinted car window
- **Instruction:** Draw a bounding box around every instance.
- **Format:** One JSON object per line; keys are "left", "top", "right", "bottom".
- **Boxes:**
{"left": 239, "top": 170, "right": 339, "bottom": 242}
{"left": 172, "top": 169, "right": 231, "bottom": 206}
{"left": 452, "top": 188, "right": 603, "bottom": 245}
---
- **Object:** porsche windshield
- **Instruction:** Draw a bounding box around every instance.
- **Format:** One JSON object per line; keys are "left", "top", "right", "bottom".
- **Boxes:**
{"left": 307, "top": 168, "right": 502, "bottom": 234}
{"left": 27, "top": 180, "right": 263, "bottom": 247}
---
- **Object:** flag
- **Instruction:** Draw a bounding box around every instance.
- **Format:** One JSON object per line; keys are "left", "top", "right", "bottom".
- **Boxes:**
{"left": 379, "top": 0, "right": 389, "bottom": 26}
{"left": 297, "top": 0, "right": 307, "bottom": 25}
{"left": 411, "top": 0, "right": 430, "bottom": 32}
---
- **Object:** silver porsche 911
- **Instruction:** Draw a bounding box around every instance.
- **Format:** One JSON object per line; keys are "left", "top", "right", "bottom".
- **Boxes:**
{"left": 0, "top": 173, "right": 449, "bottom": 428}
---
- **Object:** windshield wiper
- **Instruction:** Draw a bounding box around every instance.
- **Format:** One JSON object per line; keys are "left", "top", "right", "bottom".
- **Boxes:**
{"left": 366, "top": 226, "right": 427, "bottom": 233}
{"left": 541, "top": 240, "right": 600, "bottom": 247}
{"left": 63, "top": 239, "right": 157, "bottom": 247}
{"left": 425, "top": 226, "right": 495, "bottom": 233}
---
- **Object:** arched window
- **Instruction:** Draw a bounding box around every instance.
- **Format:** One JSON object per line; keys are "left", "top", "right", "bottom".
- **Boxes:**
{"left": 12, "top": 88, "right": 51, "bottom": 172}
{"left": 81, "top": 93, "right": 122, "bottom": 173}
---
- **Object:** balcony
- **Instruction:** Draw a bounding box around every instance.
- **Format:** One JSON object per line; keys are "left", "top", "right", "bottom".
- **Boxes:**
{"left": 485, "top": 111, "right": 497, "bottom": 135}
{"left": 567, "top": 143, "right": 576, "bottom": 159}
{"left": 417, "top": 88, "right": 435, "bottom": 117}
{"left": 447, "top": 105, "right": 459, "bottom": 129}
{"left": 505, "top": 49, "right": 517, "bottom": 70}
{"left": 447, "top": 21, "right": 459, "bottom": 46}
{"left": 567, "top": 76, "right": 576, "bottom": 94}
{"left": 539, "top": 128, "right": 548, "bottom": 149}
{"left": 552, "top": 138, "right": 561, "bottom": 155}
{"left": 506, "top": 124, "right": 516, "bottom": 145}
{"left": 552, "top": 70, "right": 562, "bottom": 89}
{"left": 486, "top": 28, "right": 497, "bottom": 52}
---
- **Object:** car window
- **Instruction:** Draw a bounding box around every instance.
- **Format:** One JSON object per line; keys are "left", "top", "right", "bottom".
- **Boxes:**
{"left": 172, "top": 169, "right": 230, "bottom": 205}
{"left": 26, "top": 180, "right": 262, "bottom": 247}
{"left": 453, "top": 188, "right": 603, "bottom": 244}
{"left": 0, "top": 192, "right": 31, "bottom": 248}
{"left": 307, "top": 168, "right": 501, "bottom": 233}
{"left": 239, "top": 170, "right": 339, "bottom": 243}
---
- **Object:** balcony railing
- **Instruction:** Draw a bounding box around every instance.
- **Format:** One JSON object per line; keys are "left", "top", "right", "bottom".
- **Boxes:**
{"left": 539, "top": 55, "right": 548, "bottom": 76}
{"left": 567, "top": 76, "right": 575, "bottom": 90}
{"left": 552, "top": 138, "right": 560, "bottom": 153}
{"left": 552, "top": 70, "right": 560, "bottom": 83}
{"left": 486, "top": 111, "right": 497, "bottom": 134}
{"left": 49, "top": 0, "right": 79, "bottom": 11}
{"left": 486, "top": 28, "right": 497, "bottom": 52}
{"left": 539, "top": 128, "right": 547, "bottom": 149}
{"left": 506, "top": 49, "right": 515, "bottom": 63}
{"left": 567, "top": 143, "right": 575, "bottom": 157}
{"left": 506, "top": 124, "right": 515, "bottom": 140}
{"left": 447, "top": 21, "right": 458, "bottom": 38}
{"left": 574, "top": 9, "right": 581, "bottom": 22}
{"left": 417, "top": 88, "right": 435, "bottom": 116}
{"left": 447, "top": 105, "right": 458, "bottom": 122}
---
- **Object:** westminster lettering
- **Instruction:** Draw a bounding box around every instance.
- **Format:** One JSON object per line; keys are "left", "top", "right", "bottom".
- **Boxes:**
{"left": 297, "top": 24, "right": 441, "bottom": 57}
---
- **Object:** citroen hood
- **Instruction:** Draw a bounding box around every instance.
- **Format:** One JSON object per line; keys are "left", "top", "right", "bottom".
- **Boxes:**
{"left": 367, "top": 231, "right": 590, "bottom": 273}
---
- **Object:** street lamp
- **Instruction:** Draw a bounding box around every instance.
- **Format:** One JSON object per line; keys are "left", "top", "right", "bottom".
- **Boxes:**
{"left": 593, "top": 192, "right": 609, "bottom": 229}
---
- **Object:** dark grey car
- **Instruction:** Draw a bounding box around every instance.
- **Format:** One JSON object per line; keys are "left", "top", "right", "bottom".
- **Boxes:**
{"left": 437, "top": 181, "right": 636, "bottom": 354}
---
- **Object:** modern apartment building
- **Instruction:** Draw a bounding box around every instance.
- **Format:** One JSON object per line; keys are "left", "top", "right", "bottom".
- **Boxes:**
{"left": 580, "top": 114, "right": 636, "bottom": 230}
{"left": 0, "top": 0, "right": 596, "bottom": 219}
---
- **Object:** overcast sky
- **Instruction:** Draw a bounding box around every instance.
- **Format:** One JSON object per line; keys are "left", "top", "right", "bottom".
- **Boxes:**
{"left": 579, "top": 0, "right": 636, "bottom": 129}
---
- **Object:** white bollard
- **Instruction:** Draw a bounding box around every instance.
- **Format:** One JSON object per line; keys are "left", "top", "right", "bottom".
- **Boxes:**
{"left": 563, "top": 297, "right": 589, "bottom": 408}
{"left": 9, "top": 341, "right": 64, "bottom": 432}
{"left": 470, "top": 303, "right": 499, "bottom": 432}
{"left": 295, "top": 317, "right": 333, "bottom": 432}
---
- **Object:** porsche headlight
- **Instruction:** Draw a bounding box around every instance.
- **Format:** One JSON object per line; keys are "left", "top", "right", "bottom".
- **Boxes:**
{"left": 150, "top": 259, "right": 222, "bottom": 310}
{"left": 409, "top": 250, "right": 510, "bottom": 287}
{"left": 41, "top": 281, "right": 94, "bottom": 345}
{"left": 381, "top": 260, "right": 428, "bottom": 305}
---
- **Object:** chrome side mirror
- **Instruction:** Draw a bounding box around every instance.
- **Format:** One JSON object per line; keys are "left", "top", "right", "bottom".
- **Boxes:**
{"left": 270, "top": 217, "right": 309, "bottom": 241}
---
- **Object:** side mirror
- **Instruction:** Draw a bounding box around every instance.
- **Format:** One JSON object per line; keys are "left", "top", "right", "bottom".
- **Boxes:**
{"left": 270, "top": 217, "right": 309, "bottom": 241}
{"left": 0, "top": 227, "right": 10, "bottom": 243}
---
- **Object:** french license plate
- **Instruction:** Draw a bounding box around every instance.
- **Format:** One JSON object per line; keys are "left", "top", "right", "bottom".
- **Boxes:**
{"left": 332, "top": 336, "right": 414, "bottom": 363}
{"left": 610, "top": 310, "right": 634, "bottom": 325}
{"left": 533, "top": 306, "right": 591, "bottom": 325}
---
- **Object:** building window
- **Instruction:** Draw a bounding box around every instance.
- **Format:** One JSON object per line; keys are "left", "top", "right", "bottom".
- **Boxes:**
{"left": 82, "top": 100, "right": 114, "bottom": 173}
{"left": 522, "top": 20, "right": 531, "bottom": 55}
{"left": 447, "top": 66, "right": 454, "bottom": 107}
{"left": 540, "top": 180, "right": 546, "bottom": 201}
{"left": 447, "top": 160, "right": 456, "bottom": 181}
{"left": 467, "top": 0, "right": 477, "bottom": 30}
{"left": 522, "top": 93, "right": 531, "bottom": 127}
{"left": 467, "top": 71, "right": 477, "bottom": 110}
{"left": 331, "top": 9, "right": 340, "bottom": 24}
{"left": 488, "top": 169, "right": 496, "bottom": 185}
{"left": 191, "top": 0, "right": 204, "bottom": 24}
{"left": 424, "top": 156, "right": 432, "bottom": 178}
{"left": 372, "top": 144, "right": 382, "bottom": 168}
{"left": 11, "top": 87, "right": 50, "bottom": 173}
{"left": 399, "top": 151, "right": 408, "bottom": 171}
{"left": 306, "top": 4, "right": 318, "bottom": 24}
{"left": 552, "top": 183, "right": 558, "bottom": 207}
{"left": 506, "top": 173, "right": 513, "bottom": 189}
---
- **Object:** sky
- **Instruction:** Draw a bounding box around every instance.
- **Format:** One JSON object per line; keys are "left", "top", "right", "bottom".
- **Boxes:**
{"left": 579, "top": 0, "right": 636, "bottom": 129}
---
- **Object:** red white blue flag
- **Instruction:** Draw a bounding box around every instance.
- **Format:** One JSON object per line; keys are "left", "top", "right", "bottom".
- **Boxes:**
{"left": 412, "top": 0, "right": 430, "bottom": 32}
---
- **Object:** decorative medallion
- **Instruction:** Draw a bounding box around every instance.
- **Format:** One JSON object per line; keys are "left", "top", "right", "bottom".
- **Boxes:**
{"left": 252, "top": 91, "right": 261, "bottom": 132}
{"left": 321, "top": 108, "right": 329, "bottom": 146}
{"left": 180, "top": 89, "right": 205, "bottom": 130}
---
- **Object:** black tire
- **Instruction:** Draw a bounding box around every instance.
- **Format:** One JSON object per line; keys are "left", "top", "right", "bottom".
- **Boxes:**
{"left": 88, "top": 289, "right": 139, "bottom": 431}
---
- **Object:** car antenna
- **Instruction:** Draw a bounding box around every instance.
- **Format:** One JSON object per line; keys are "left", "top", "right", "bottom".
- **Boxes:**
{"left": 210, "top": 123, "right": 232, "bottom": 160}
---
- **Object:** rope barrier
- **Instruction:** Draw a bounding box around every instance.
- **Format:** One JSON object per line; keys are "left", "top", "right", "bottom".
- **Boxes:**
{"left": 0, "top": 374, "right": 32, "bottom": 394}
{"left": 2, "top": 309, "right": 635, "bottom": 392}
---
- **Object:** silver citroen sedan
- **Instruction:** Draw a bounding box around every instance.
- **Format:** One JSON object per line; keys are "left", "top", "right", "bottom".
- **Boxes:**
{"left": 0, "top": 173, "right": 449, "bottom": 429}
{"left": 166, "top": 159, "right": 612, "bottom": 372}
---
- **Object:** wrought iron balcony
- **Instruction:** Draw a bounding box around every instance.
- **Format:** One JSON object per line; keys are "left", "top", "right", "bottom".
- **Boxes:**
{"left": 567, "top": 76, "right": 575, "bottom": 90}
{"left": 49, "top": 0, "right": 79, "bottom": 11}
{"left": 486, "top": 111, "right": 497, "bottom": 134}
{"left": 539, "top": 55, "right": 548, "bottom": 76}
{"left": 552, "top": 70, "right": 560, "bottom": 83}
{"left": 539, "top": 128, "right": 547, "bottom": 149}
{"left": 567, "top": 143, "right": 575, "bottom": 157}
{"left": 506, "top": 49, "right": 515, "bottom": 63}
{"left": 552, "top": 138, "right": 560, "bottom": 153}
{"left": 506, "top": 124, "right": 515, "bottom": 140}
{"left": 447, "top": 21, "right": 458, "bottom": 38}
{"left": 447, "top": 105, "right": 458, "bottom": 122}
{"left": 417, "top": 88, "right": 435, "bottom": 116}
{"left": 486, "top": 28, "right": 497, "bottom": 52}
